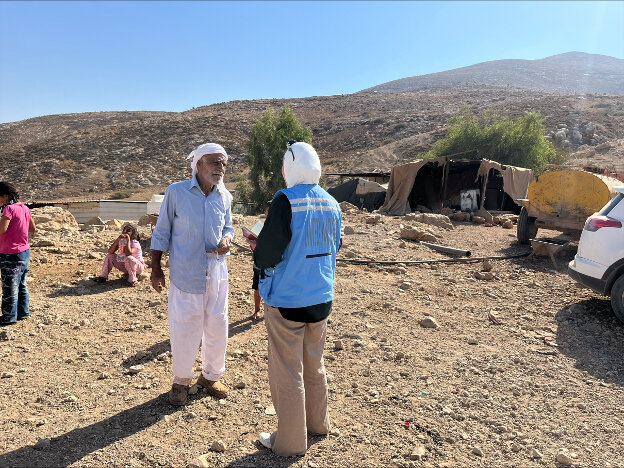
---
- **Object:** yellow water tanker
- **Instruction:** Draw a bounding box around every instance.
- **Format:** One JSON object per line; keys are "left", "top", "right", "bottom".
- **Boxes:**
{"left": 517, "top": 169, "right": 623, "bottom": 244}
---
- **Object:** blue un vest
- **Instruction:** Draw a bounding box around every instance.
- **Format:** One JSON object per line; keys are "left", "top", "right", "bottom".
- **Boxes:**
{"left": 259, "top": 184, "right": 342, "bottom": 308}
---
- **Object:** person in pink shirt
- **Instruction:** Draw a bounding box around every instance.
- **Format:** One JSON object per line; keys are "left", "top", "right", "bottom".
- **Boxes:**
{"left": 92, "top": 223, "right": 145, "bottom": 286}
{"left": 0, "top": 182, "right": 36, "bottom": 327}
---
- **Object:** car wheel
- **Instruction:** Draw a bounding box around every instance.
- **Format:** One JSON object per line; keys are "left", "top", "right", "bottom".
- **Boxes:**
{"left": 610, "top": 275, "right": 624, "bottom": 323}
{"left": 517, "top": 206, "right": 538, "bottom": 245}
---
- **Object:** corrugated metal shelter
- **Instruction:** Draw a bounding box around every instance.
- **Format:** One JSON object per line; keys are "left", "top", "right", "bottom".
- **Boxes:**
{"left": 27, "top": 194, "right": 163, "bottom": 223}
{"left": 50, "top": 200, "right": 151, "bottom": 223}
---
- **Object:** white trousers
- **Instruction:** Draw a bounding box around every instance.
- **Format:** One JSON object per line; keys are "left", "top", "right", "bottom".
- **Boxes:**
{"left": 168, "top": 256, "right": 229, "bottom": 385}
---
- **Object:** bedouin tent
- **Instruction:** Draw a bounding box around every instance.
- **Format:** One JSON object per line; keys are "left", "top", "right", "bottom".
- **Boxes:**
{"left": 378, "top": 157, "right": 533, "bottom": 217}
{"left": 328, "top": 178, "right": 387, "bottom": 212}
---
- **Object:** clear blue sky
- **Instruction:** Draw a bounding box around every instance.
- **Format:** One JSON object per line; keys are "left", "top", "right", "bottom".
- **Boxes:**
{"left": 1, "top": 1, "right": 622, "bottom": 124}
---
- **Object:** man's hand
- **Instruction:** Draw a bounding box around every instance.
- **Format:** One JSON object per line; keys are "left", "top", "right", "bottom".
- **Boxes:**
{"left": 150, "top": 250, "right": 165, "bottom": 293}
{"left": 212, "top": 236, "right": 231, "bottom": 255}
{"left": 151, "top": 268, "right": 166, "bottom": 293}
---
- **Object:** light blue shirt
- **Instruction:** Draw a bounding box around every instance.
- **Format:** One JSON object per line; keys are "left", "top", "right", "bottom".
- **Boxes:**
{"left": 150, "top": 175, "right": 234, "bottom": 294}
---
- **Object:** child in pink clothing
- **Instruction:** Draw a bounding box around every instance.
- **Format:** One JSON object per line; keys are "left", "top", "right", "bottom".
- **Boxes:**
{"left": 93, "top": 224, "right": 144, "bottom": 286}
{"left": 0, "top": 181, "right": 36, "bottom": 326}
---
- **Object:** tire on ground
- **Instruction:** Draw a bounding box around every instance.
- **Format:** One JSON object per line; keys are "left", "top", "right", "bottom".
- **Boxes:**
{"left": 610, "top": 275, "right": 624, "bottom": 323}
{"left": 517, "top": 206, "right": 538, "bottom": 245}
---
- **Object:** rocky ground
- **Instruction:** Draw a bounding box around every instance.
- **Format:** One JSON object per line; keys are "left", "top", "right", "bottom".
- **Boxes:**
{"left": 1, "top": 206, "right": 624, "bottom": 468}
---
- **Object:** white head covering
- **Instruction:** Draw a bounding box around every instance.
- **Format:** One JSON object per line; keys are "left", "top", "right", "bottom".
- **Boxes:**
{"left": 282, "top": 142, "right": 321, "bottom": 188}
{"left": 187, "top": 143, "right": 228, "bottom": 177}
{"left": 186, "top": 142, "right": 232, "bottom": 209}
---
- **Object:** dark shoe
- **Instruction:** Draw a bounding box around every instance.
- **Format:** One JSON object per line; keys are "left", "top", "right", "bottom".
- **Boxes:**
{"left": 17, "top": 314, "right": 30, "bottom": 321}
{"left": 91, "top": 277, "right": 106, "bottom": 283}
{"left": 168, "top": 383, "right": 189, "bottom": 406}
{"left": 0, "top": 320, "right": 16, "bottom": 327}
{"left": 196, "top": 374, "right": 228, "bottom": 399}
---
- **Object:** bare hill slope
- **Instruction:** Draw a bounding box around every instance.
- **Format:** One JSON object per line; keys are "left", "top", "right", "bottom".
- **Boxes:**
{"left": 363, "top": 52, "right": 624, "bottom": 95}
{"left": 1, "top": 87, "right": 624, "bottom": 201}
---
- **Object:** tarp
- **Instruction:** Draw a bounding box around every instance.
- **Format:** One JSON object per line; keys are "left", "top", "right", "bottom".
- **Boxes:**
{"left": 379, "top": 158, "right": 533, "bottom": 216}
{"left": 378, "top": 157, "right": 447, "bottom": 215}
{"left": 477, "top": 160, "right": 534, "bottom": 206}
{"left": 328, "top": 178, "right": 387, "bottom": 212}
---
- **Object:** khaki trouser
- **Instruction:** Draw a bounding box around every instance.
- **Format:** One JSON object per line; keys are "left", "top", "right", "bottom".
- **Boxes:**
{"left": 264, "top": 305, "right": 331, "bottom": 456}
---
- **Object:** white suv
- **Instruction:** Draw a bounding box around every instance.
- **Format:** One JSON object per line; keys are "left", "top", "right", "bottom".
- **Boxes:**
{"left": 568, "top": 186, "right": 624, "bottom": 322}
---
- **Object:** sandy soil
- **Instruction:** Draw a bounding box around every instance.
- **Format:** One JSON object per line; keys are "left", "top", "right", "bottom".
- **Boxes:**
{"left": 1, "top": 209, "right": 623, "bottom": 468}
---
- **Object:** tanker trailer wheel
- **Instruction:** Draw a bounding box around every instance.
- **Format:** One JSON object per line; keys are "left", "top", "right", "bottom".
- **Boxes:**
{"left": 517, "top": 207, "right": 538, "bottom": 245}
{"left": 610, "top": 275, "right": 624, "bottom": 324}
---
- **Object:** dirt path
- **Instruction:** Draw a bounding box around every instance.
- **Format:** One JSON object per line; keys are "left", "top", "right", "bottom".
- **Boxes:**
{"left": 1, "top": 211, "right": 623, "bottom": 468}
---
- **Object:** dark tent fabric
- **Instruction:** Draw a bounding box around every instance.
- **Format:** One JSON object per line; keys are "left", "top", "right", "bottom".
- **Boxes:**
{"left": 379, "top": 158, "right": 533, "bottom": 216}
{"left": 328, "top": 178, "right": 387, "bottom": 212}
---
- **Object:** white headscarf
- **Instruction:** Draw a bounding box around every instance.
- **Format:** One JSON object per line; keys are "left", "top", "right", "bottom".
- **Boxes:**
{"left": 187, "top": 143, "right": 229, "bottom": 177}
{"left": 186, "top": 142, "right": 232, "bottom": 208}
{"left": 282, "top": 142, "right": 321, "bottom": 188}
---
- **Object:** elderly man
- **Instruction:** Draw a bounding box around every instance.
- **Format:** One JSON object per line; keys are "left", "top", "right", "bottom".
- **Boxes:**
{"left": 252, "top": 141, "right": 342, "bottom": 456}
{"left": 151, "top": 143, "right": 234, "bottom": 406}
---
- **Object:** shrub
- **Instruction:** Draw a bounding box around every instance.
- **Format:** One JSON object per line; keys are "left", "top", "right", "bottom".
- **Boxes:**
{"left": 237, "top": 106, "right": 312, "bottom": 213}
{"left": 424, "top": 107, "right": 559, "bottom": 173}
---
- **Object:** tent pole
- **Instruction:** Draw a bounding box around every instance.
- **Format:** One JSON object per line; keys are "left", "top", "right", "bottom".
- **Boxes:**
{"left": 441, "top": 158, "right": 450, "bottom": 207}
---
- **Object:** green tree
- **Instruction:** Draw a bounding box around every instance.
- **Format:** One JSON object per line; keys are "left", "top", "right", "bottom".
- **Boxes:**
{"left": 424, "top": 107, "right": 560, "bottom": 173}
{"left": 237, "top": 106, "right": 312, "bottom": 213}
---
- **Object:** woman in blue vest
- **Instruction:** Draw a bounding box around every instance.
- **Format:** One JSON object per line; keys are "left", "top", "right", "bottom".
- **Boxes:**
{"left": 253, "top": 141, "right": 343, "bottom": 456}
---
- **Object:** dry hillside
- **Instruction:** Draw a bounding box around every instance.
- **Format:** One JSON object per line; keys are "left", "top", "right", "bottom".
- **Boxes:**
{"left": 1, "top": 88, "right": 624, "bottom": 202}
{"left": 364, "top": 52, "right": 624, "bottom": 95}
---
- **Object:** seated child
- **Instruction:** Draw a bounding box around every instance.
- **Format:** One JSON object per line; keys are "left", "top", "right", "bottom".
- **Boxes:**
{"left": 92, "top": 224, "right": 144, "bottom": 286}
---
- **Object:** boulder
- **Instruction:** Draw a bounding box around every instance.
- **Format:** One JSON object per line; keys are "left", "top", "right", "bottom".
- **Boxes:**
{"left": 365, "top": 215, "right": 381, "bottom": 224}
{"left": 400, "top": 226, "right": 439, "bottom": 243}
{"left": 31, "top": 206, "right": 78, "bottom": 231}
{"left": 82, "top": 216, "right": 106, "bottom": 227}
{"left": 582, "top": 122, "right": 596, "bottom": 140}
{"left": 570, "top": 129, "right": 583, "bottom": 144}
{"left": 339, "top": 201, "right": 359, "bottom": 214}
{"left": 451, "top": 212, "right": 469, "bottom": 222}
{"left": 420, "top": 213, "right": 453, "bottom": 230}
{"left": 407, "top": 213, "right": 453, "bottom": 230}
{"left": 29, "top": 233, "right": 56, "bottom": 247}
{"left": 138, "top": 214, "right": 158, "bottom": 227}
{"left": 210, "top": 440, "right": 226, "bottom": 452}
{"left": 188, "top": 454, "right": 210, "bottom": 468}
{"left": 106, "top": 219, "right": 125, "bottom": 229}
{"left": 440, "top": 207, "right": 454, "bottom": 217}
{"left": 419, "top": 317, "right": 439, "bottom": 329}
